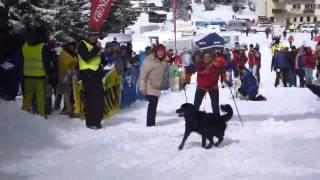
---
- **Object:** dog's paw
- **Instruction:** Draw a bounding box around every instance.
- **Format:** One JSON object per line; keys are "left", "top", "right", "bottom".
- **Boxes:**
{"left": 214, "top": 141, "right": 223, "bottom": 147}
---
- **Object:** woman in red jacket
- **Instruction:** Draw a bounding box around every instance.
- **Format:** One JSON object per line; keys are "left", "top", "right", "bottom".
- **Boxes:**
{"left": 304, "top": 47, "right": 316, "bottom": 84}
{"left": 194, "top": 51, "right": 227, "bottom": 115}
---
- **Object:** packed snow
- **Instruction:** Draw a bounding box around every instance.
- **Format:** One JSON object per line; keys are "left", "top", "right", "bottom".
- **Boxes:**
{"left": 1, "top": 32, "right": 320, "bottom": 180}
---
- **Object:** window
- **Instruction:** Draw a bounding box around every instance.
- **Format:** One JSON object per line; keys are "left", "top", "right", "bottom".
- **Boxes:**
{"left": 300, "top": 16, "right": 304, "bottom": 22}
{"left": 307, "top": 16, "right": 310, "bottom": 22}
{"left": 270, "top": 17, "right": 275, "bottom": 22}
{"left": 305, "top": 4, "right": 315, "bottom": 10}
{"left": 314, "top": 17, "right": 317, "bottom": 22}
{"left": 293, "top": 4, "right": 301, "bottom": 9}
{"left": 293, "top": 17, "right": 297, "bottom": 22}
{"left": 317, "top": 4, "right": 320, "bottom": 9}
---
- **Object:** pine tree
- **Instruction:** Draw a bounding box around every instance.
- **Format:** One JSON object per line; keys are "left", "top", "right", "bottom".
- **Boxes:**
{"left": 175, "top": 0, "right": 191, "bottom": 21}
{"left": 162, "top": 0, "right": 191, "bottom": 21}
{"left": 102, "top": 0, "right": 139, "bottom": 34}
{"left": 3, "top": 0, "right": 139, "bottom": 41}
{"left": 162, "top": 0, "right": 171, "bottom": 12}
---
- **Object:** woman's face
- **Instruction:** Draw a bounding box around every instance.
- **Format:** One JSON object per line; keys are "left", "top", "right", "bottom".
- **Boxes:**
{"left": 203, "top": 54, "right": 211, "bottom": 63}
{"left": 195, "top": 54, "right": 201, "bottom": 62}
{"left": 156, "top": 50, "right": 166, "bottom": 59}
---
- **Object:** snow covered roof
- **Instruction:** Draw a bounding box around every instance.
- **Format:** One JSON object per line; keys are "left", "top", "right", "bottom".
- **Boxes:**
{"left": 146, "top": 0, "right": 162, "bottom": 7}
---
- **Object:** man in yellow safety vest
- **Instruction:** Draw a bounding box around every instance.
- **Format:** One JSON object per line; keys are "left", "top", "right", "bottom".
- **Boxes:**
{"left": 77, "top": 30, "right": 104, "bottom": 130}
{"left": 21, "top": 26, "right": 51, "bottom": 118}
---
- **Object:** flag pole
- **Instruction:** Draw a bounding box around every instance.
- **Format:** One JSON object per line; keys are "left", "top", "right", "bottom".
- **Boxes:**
{"left": 173, "top": 0, "right": 177, "bottom": 53}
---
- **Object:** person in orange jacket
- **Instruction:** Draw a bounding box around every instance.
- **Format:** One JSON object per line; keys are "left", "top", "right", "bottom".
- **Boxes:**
{"left": 194, "top": 50, "right": 227, "bottom": 115}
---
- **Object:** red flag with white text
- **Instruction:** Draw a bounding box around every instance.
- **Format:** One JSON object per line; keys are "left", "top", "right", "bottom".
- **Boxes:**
{"left": 89, "top": 0, "right": 113, "bottom": 32}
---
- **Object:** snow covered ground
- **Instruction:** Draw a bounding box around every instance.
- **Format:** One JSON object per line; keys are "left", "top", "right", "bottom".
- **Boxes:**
{"left": 1, "top": 32, "right": 320, "bottom": 180}
{"left": 2, "top": 1, "right": 320, "bottom": 179}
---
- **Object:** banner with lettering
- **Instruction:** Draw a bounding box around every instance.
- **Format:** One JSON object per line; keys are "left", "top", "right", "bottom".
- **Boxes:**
{"left": 102, "top": 68, "right": 122, "bottom": 120}
{"left": 89, "top": 0, "right": 113, "bottom": 32}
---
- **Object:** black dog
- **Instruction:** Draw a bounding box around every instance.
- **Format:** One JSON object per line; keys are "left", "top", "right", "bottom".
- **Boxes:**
{"left": 176, "top": 103, "right": 233, "bottom": 150}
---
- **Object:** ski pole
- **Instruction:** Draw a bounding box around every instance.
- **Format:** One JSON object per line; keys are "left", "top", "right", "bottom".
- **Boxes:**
{"left": 183, "top": 86, "right": 188, "bottom": 103}
{"left": 227, "top": 85, "right": 244, "bottom": 127}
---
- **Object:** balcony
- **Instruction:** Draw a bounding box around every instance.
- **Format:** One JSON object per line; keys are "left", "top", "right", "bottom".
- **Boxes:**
{"left": 287, "top": 0, "right": 314, "bottom": 3}
{"left": 304, "top": 9, "right": 315, "bottom": 14}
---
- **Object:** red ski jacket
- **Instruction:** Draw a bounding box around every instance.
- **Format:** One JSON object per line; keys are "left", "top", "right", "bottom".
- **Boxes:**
{"left": 196, "top": 55, "right": 227, "bottom": 90}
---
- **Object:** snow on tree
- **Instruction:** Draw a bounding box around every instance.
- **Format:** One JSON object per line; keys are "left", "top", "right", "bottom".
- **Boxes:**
{"left": 102, "top": 0, "right": 139, "bottom": 34}
{"left": 204, "top": 0, "right": 216, "bottom": 11}
{"left": 175, "top": 0, "right": 191, "bottom": 21}
{"left": 162, "top": 0, "right": 191, "bottom": 21}
{"left": 2, "top": 0, "right": 139, "bottom": 41}
{"left": 162, "top": 0, "right": 171, "bottom": 12}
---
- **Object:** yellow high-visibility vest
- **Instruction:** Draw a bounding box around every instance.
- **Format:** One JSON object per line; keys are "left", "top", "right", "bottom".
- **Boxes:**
{"left": 79, "top": 40, "right": 101, "bottom": 71}
{"left": 272, "top": 44, "right": 279, "bottom": 56}
{"left": 22, "top": 42, "right": 46, "bottom": 77}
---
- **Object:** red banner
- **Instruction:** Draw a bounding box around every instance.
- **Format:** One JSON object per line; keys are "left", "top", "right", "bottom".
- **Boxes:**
{"left": 89, "top": 0, "right": 113, "bottom": 32}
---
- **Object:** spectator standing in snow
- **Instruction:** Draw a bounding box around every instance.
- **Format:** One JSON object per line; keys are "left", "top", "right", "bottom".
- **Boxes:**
{"left": 287, "top": 46, "right": 297, "bottom": 87}
{"left": 57, "top": 39, "right": 78, "bottom": 117}
{"left": 232, "top": 42, "right": 241, "bottom": 75}
{"left": 114, "top": 45, "right": 129, "bottom": 76}
{"left": 194, "top": 51, "right": 227, "bottom": 115}
{"left": 288, "top": 35, "right": 294, "bottom": 48}
{"left": 272, "top": 47, "right": 290, "bottom": 87}
{"left": 166, "top": 49, "right": 175, "bottom": 64}
{"left": 21, "top": 26, "right": 52, "bottom": 118}
{"left": 315, "top": 43, "right": 320, "bottom": 80}
{"left": 101, "top": 42, "right": 114, "bottom": 73}
{"left": 245, "top": 26, "right": 250, "bottom": 37}
{"left": 139, "top": 44, "right": 169, "bottom": 127}
{"left": 223, "top": 48, "right": 233, "bottom": 86}
{"left": 138, "top": 46, "right": 152, "bottom": 69}
{"left": 304, "top": 47, "right": 316, "bottom": 84}
{"left": 265, "top": 27, "right": 271, "bottom": 39}
{"left": 295, "top": 47, "right": 305, "bottom": 88}
{"left": 248, "top": 44, "right": 256, "bottom": 72}
{"left": 78, "top": 31, "right": 104, "bottom": 130}
{"left": 253, "top": 46, "right": 262, "bottom": 84}
{"left": 0, "top": 16, "right": 24, "bottom": 101}
{"left": 46, "top": 40, "right": 59, "bottom": 115}
{"left": 126, "top": 42, "right": 133, "bottom": 62}
{"left": 283, "top": 30, "right": 287, "bottom": 40}
{"left": 238, "top": 49, "right": 248, "bottom": 68}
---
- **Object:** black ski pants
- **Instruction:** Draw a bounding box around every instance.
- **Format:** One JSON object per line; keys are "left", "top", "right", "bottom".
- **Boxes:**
{"left": 146, "top": 95, "right": 159, "bottom": 127}
{"left": 81, "top": 70, "right": 104, "bottom": 128}
{"left": 194, "top": 88, "right": 220, "bottom": 115}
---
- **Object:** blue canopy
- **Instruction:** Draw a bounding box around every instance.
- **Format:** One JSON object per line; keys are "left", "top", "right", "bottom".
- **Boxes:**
{"left": 195, "top": 33, "right": 225, "bottom": 49}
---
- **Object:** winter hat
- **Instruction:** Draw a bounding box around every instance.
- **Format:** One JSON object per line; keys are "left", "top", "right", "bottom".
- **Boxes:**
{"left": 155, "top": 44, "right": 166, "bottom": 53}
{"left": 105, "top": 42, "right": 113, "bottom": 49}
{"left": 88, "top": 30, "right": 100, "bottom": 36}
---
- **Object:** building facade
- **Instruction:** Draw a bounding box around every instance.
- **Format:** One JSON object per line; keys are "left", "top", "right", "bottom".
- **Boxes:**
{"left": 255, "top": 0, "right": 267, "bottom": 17}
{"left": 265, "top": 0, "right": 320, "bottom": 26}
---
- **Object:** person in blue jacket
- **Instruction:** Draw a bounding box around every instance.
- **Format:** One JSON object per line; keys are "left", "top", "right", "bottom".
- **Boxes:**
{"left": 138, "top": 46, "right": 152, "bottom": 69}
{"left": 101, "top": 42, "right": 114, "bottom": 74}
{"left": 238, "top": 67, "right": 266, "bottom": 101}
{"left": 272, "top": 47, "right": 290, "bottom": 87}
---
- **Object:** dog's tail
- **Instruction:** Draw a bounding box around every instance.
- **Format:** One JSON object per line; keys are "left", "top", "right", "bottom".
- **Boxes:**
{"left": 220, "top": 105, "right": 233, "bottom": 123}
